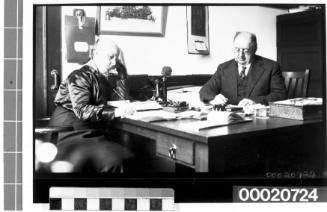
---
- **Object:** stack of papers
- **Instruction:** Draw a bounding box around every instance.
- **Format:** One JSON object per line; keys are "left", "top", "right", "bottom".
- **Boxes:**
{"left": 125, "top": 110, "right": 206, "bottom": 122}
{"left": 180, "top": 111, "right": 252, "bottom": 131}
{"left": 181, "top": 119, "right": 252, "bottom": 131}
{"left": 107, "top": 100, "right": 162, "bottom": 111}
{"left": 126, "top": 110, "right": 177, "bottom": 122}
{"left": 107, "top": 100, "right": 130, "bottom": 108}
{"left": 129, "top": 101, "right": 163, "bottom": 111}
{"left": 207, "top": 111, "right": 244, "bottom": 122}
{"left": 177, "top": 110, "right": 206, "bottom": 120}
{"left": 108, "top": 99, "right": 209, "bottom": 122}
{"left": 243, "top": 104, "right": 270, "bottom": 115}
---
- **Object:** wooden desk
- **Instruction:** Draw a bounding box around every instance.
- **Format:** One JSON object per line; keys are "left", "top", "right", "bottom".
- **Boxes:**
{"left": 115, "top": 116, "right": 323, "bottom": 173}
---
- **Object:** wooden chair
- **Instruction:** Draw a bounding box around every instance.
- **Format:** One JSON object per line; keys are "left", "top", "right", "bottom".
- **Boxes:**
{"left": 282, "top": 69, "right": 310, "bottom": 98}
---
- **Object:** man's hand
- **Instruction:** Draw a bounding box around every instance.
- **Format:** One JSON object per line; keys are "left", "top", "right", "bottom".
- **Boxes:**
{"left": 238, "top": 98, "right": 255, "bottom": 107}
{"left": 209, "top": 94, "right": 228, "bottom": 106}
{"left": 114, "top": 104, "right": 136, "bottom": 118}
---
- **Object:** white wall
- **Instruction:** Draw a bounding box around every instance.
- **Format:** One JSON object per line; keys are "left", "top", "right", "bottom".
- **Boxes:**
{"left": 62, "top": 6, "right": 287, "bottom": 78}
{"left": 209, "top": 6, "right": 287, "bottom": 65}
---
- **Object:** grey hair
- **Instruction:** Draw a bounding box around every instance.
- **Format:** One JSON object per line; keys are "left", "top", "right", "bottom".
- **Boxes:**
{"left": 89, "top": 39, "right": 123, "bottom": 60}
{"left": 89, "top": 38, "right": 126, "bottom": 67}
{"left": 233, "top": 31, "right": 257, "bottom": 53}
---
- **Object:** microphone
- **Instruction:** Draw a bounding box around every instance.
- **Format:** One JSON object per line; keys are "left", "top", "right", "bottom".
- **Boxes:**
{"left": 161, "top": 66, "right": 172, "bottom": 104}
{"left": 161, "top": 66, "right": 172, "bottom": 77}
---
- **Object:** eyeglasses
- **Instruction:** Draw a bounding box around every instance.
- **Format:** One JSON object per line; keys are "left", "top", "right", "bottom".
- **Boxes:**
{"left": 234, "top": 47, "right": 251, "bottom": 54}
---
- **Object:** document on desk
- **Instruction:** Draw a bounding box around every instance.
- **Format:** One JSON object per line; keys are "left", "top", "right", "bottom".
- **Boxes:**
{"left": 126, "top": 110, "right": 207, "bottom": 122}
{"left": 167, "top": 86, "right": 210, "bottom": 110}
{"left": 126, "top": 110, "right": 178, "bottom": 122}
{"left": 177, "top": 110, "right": 206, "bottom": 120}
{"left": 180, "top": 111, "right": 252, "bottom": 130}
{"left": 107, "top": 100, "right": 130, "bottom": 108}
{"left": 107, "top": 100, "right": 163, "bottom": 111}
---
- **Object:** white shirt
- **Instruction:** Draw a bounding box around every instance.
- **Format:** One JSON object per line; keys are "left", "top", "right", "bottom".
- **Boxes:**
{"left": 238, "top": 63, "right": 251, "bottom": 77}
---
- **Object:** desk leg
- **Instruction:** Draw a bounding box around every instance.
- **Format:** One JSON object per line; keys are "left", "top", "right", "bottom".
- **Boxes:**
{"left": 195, "top": 143, "right": 209, "bottom": 172}
{"left": 120, "top": 132, "right": 133, "bottom": 150}
{"left": 195, "top": 142, "right": 225, "bottom": 173}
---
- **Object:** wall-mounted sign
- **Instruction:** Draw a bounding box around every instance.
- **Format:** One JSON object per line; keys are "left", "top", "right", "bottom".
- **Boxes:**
{"left": 186, "top": 6, "right": 210, "bottom": 55}
{"left": 65, "top": 13, "right": 96, "bottom": 64}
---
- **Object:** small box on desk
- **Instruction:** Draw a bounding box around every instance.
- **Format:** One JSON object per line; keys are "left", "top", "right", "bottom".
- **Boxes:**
{"left": 269, "top": 98, "right": 323, "bottom": 120}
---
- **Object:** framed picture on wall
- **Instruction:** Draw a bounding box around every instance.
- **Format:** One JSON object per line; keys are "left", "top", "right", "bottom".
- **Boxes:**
{"left": 98, "top": 6, "right": 168, "bottom": 36}
{"left": 186, "top": 6, "right": 210, "bottom": 54}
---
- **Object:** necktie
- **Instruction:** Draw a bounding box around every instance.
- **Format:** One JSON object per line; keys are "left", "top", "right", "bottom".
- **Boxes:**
{"left": 240, "top": 66, "right": 246, "bottom": 79}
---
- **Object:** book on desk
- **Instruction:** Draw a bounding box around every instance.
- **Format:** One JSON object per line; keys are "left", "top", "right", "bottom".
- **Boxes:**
{"left": 269, "top": 97, "right": 322, "bottom": 120}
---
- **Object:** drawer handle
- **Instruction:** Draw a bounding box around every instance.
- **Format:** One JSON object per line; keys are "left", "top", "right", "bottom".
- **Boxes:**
{"left": 168, "top": 144, "right": 177, "bottom": 160}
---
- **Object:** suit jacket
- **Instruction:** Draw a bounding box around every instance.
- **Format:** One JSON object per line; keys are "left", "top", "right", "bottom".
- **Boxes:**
{"left": 54, "top": 64, "right": 129, "bottom": 122}
{"left": 199, "top": 55, "right": 287, "bottom": 105}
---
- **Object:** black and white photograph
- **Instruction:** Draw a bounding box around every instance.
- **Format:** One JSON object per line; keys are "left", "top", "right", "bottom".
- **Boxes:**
{"left": 1, "top": 0, "right": 327, "bottom": 211}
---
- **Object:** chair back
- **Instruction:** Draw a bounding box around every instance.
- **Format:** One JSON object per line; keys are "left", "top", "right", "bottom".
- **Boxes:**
{"left": 282, "top": 69, "right": 310, "bottom": 98}
{"left": 127, "top": 74, "right": 153, "bottom": 101}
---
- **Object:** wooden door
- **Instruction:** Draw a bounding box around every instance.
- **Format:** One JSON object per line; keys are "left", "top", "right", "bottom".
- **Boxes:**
{"left": 277, "top": 10, "right": 324, "bottom": 97}
{"left": 34, "top": 6, "right": 62, "bottom": 120}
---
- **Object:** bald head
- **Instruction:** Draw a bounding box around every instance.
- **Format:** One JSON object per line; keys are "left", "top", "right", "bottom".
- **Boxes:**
{"left": 91, "top": 39, "right": 121, "bottom": 74}
{"left": 233, "top": 31, "right": 257, "bottom": 65}
{"left": 234, "top": 32, "right": 257, "bottom": 53}
{"left": 93, "top": 39, "right": 120, "bottom": 58}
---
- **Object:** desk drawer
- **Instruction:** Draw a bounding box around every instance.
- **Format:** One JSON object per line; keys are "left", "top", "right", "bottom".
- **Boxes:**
{"left": 156, "top": 133, "right": 194, "bottom": 166}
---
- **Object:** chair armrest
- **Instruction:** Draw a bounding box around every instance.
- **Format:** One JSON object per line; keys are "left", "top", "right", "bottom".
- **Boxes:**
{"left": 35, "top": 126, "right": 74, "bottom": 134}
{"left": 35, "top": 126, "right": 74, "bottom": 144}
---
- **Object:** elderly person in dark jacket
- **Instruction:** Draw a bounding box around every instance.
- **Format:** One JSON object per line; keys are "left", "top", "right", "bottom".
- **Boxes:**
{"left": 49, "top": 39, "right": 134, "bottom": 172}
{"left": 200, "top": 31, "right": 286, "bottom": 107}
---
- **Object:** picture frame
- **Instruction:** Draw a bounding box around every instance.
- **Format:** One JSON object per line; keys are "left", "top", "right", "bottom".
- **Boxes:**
{"left": 186, "top": 6, "right": 210, "bottom": 54}
{"left": 98, "top": 6, "right": 168, "bottom": 36}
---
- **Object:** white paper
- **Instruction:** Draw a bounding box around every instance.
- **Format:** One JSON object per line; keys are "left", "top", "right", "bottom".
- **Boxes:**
{"left": 167, "top": 86, "right": 210, "bottom": 110}
{"left": 125, "top": 110, "right": 177, "bottom": 122}
{"left": 107, "top": 100, "right": 162, "bottom": 111}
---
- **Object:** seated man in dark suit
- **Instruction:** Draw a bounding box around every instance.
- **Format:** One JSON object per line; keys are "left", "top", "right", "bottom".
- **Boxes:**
{"left": 49, "top": 39, "right": 135, "bottom": 173}
{"left": 200, "top": 31, "right": 286, "bottom": 106}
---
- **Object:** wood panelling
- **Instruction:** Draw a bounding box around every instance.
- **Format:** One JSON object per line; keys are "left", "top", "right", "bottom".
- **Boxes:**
{"left": 277, "top": 10, "right": 324, "bottom": 97}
